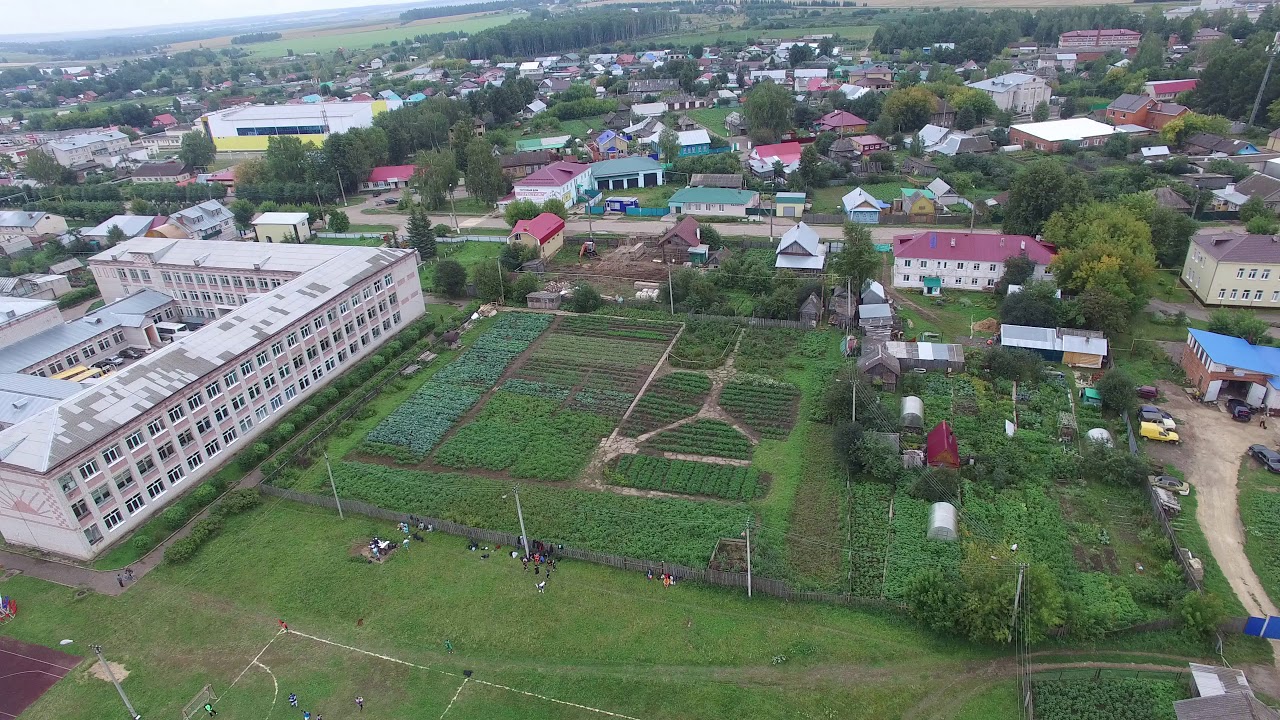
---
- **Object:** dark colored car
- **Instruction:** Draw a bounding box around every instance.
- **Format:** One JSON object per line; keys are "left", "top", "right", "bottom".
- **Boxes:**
{"left": 383, "top": 197, "right": 400, "bottom": 205}
{"left": 1139, "top": 404, "right": 1172, "bottom": 420}
{"left": 1228, "top": 399, "right": 1253, "bottom": 422}
{"left": 1250, "top": 444, "right": 1280, "bottom": 473}
{"left": 1137, "top": 386, "right": 1159, "bottom": 400}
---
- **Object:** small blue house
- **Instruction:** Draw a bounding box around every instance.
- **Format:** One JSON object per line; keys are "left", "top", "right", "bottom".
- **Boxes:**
{"left": 605, "top": 196, "right": 640, "bottom": 212}
{"left": 677, "top": 129, "right": 712, "bottom": 157}
{"left": 406, "top": 92, "right": 427, "bottom": 103}
{"left": 842, "top": 187, "right": 889, "bottom": 224}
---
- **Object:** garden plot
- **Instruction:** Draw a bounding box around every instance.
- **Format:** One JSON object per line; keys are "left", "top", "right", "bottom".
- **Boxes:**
{"left": 608, "top": 455, "right": 765, "bottom": 500}
{"left": 642, "top": 419, "right": 754, "bottom": 460}
{"left": 718, "top": 374, "right": 801, "bottom": 440}
{"left": 621, "top": 371, "right": 713, "bottom": 437}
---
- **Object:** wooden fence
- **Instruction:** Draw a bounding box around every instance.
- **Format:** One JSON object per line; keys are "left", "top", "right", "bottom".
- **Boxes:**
{"left": 1123, "top": 412, "right": 1203, "bottom": 591}
{"left": 259, "top": 484, "right": 899, "bottom": 609}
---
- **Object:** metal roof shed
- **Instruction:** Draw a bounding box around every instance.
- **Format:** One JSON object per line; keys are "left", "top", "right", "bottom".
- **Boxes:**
{"left": 927, "top": 502, "right": 958, "bottom": 541}
{"left": 926, "top": 421, "right": 959, "bottom": 468}
{"left": 1000, "top": 323, "right": 1061, "bottom": 360}
{"left": 858, "top": 303, "right": 894, "bottom": 328}
{"left": 900, "top": 395, "right": 924, "bottom": 430}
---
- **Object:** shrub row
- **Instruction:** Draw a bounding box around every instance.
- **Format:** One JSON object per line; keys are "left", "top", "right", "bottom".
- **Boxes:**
{"left": 164, "top": 489, "right": 263, "bottom": 564}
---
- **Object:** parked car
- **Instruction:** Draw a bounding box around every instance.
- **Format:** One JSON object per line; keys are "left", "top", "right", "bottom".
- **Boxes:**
{"left": 1139, "top": 404, "right": 1172, "bottom": 420}
{"left": 1136, "top": 386, "right": 1159, "bottom": 400}
{"left": 1139, "top": 421, "right": 1180, "bottom": 444}
{"left": 1139, "top": 410, "right": 1175, "bottom": 430}
{"left": 1227, "top": 398, "right": 1252, "bottom": 422}
{"left": 383, "top": 197, "right": 400, "bottom": 205}
{"left": 118, "top": 347, "right": 147, "bottom": 359}
{"left": 1148, "top": 475, "right": 1190, "bottom": 496}
{"left": 1249, "top": 444, "right": 1280, "bottom": 473}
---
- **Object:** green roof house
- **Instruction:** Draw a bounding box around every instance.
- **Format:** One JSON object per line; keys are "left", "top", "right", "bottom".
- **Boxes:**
{"left": 669, "top": 187, "right": 761, "bottom": 217}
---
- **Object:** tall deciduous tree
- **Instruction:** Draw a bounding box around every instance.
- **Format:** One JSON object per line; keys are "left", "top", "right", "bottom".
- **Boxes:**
{"left": 1002, "top": 159, "right": 1091, "bottom": 236}
{"left": 1044, "top": 201, "right": 1156, "bottom": 313}
{"left": 464, "top": 138, "right": 505, "bottom": 206}
{"left": 22, "top": 149, "right": 69, "bottom": 186}
{"left": 433, "top": 259, "right": 467, "bottom": 297}
{"left": 829, "top": 222, "right": 881, "bottom": 290}
{"left": 879, "top": 86, "right": 937, "bottom": 134}
{"left": 658, "top": 127, "right": 680, "bottom": 164}
{"left": 743, "top": 80, "right": 793, "bottom": 144}
{"left": 178, "top": 130, "right": 216, "bottom": 169}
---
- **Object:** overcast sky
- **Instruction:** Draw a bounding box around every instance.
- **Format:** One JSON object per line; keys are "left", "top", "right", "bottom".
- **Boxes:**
{"left": 9, "top": 0, "right": 418, "bottom": 36}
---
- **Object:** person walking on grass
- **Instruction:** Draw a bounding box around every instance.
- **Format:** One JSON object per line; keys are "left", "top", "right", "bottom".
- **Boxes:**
{"left": 279, "top": 619, "right": 289, "bottom": 633}
{"left": 445, "top": 640, "right": 454, "bottom": 654}
{"left": 356, "top": 695, "right": 364, "bottom": 711}
{"left": 289, "top": 693, "right": 298, "bottom": 708}
{"left": 204, "top": 702, "right": 217, "bottom": 716}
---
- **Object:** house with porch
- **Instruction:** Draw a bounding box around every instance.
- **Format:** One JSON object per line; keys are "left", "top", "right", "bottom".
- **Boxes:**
{"left": 361, "top": 164, "right": 418, "bottom": 192}
{"left": 842, "top": 187, "right": 888, "bottom": 223}
{"left": 586, "top": 130, "right": 628, "bottom": 161}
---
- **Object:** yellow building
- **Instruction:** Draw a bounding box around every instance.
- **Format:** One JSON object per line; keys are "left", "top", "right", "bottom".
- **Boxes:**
{"left": 775, "top": 192, "right": 806, "bottom": 218}
{"left": 252, "top": 212, "right": 312, "bottom": 243}
{"left": 1182, "top": 229, "right": 1280, "bottom": 307}
{"left": 897, "top": 188, "right": 937, "bottom": 216}
{"left": 200, "top": 101, "right": 395, "bottom": 152}
{"left": 508, "top": 213, "right": 566, "bottom": 260}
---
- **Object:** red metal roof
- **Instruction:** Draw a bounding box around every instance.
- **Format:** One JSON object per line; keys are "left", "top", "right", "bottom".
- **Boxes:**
{"left": 926, "top": 421, "right": 959, "bottom": 468}
{"left": 516, "top": 161, "right": 590, "bottom": 187}
{"left": 816, "top": 110, "right": 868, "bottom": 129}
{"left": 510, "top": 213, "right": 565, "bottom": 244}
{"left": 1148, "top": 79, "right": 1197, "bottom": 94}
{"left": 893, "top": 230, "right": 1053, "bottom": 264}
{"left": 366, "top": 164, "right": 418, "bottom": 183}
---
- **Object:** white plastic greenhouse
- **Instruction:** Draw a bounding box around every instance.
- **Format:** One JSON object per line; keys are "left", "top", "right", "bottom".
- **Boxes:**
{"left": 927, "top": 502, "right": 958, "bottom": 541}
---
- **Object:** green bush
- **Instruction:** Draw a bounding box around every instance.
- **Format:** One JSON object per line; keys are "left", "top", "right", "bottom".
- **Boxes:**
{"left": 192, "top": 483, "right": 220, "bottom": 506}
{"left": 219, "top": 488, "right": 262, "bottom": 514}
{"left": 131, "top": 533, "right": 155, "bottom": 554}
{"left": 160, "top": 504, "right": 191, "bottom": 531}
{"left": 164, "top": 537, "right": 199, "bottom": 564}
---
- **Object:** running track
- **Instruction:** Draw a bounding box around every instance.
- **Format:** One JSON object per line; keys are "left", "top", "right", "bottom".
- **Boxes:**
{"left": 0, "top": 637, "right": 80, "bottom": 719}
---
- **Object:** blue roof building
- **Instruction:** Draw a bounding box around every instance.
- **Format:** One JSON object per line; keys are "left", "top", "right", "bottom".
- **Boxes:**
{"left": 1185, "top": 328, "right": 1280, "bottom": 406}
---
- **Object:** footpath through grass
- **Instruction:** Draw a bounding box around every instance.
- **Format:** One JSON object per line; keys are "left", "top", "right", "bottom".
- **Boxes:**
{"left": 9, "top": 500, "right": 1011, "bottom": 720}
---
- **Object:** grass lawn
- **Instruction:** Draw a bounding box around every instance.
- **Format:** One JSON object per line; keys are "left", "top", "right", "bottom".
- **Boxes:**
{"left": 314, "top": 236, "right": 385, "bottom": 247}
{"left": 955, "top": 681, "right": 1021, "bottom": 720}
{"left": 1238, "top": 453, "right": 1280, "bottom": 607}
{"left": 559, "top": 115, "right": 609, "bottom": 137}
{"left": 602, "top": 183, "right": 676, "bottom": 208}
{"left": 665, "top": 22, "right": 878, "bottom": 46}
{"left": 348, "top": 223, "right": 397, "bottom": 234}
{"left": 1163, "top": 464, "right": 1247, "bottom": 616}
{"left": 8, "top": 500, "right": 1017, "bottom": 720}
{"left": 686, "top": 107, "right": 735, "bottom": 134}
{"left": 810, "top": 186, "right": 848, "bottom": 214}
{"left": 895, "top": 291, "right": 998, "bottom": 342}
{"left": 239, "top": 14, "right": 522, "bottom": 57}
{"left": 1152, "top": 270, "right": 1196, "bottom": 303}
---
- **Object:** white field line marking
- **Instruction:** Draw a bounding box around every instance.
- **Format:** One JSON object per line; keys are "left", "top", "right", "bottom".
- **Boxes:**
{"left": 254, "top": 660, "right": 279, "bottom": 720}
{"left": 221, "top": 629, "right": 284, "bottom": 701}
{"left": 470, "top": 679, "right": 645, "bottom": 720}
{"left": 286, "top": 629, "right": 644, "bottom": 719}
{"left": 438, "top": 677, "right": 470, "bottom": 719}
{"left": 287, "top": 629, "right": 457, "bottom": 677}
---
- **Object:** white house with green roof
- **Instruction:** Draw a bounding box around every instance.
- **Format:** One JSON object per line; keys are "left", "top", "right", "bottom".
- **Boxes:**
{"left": 668, "top": 187, "right": 761, "bottom": 217}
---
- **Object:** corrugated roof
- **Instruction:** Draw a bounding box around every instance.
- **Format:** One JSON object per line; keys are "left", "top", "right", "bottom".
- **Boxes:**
{"left": 0, "top": 211, "right": 50, "bottom": 229}
{"left": 0, "top": 248, "right": 412, "bottom": 473}
{"left": 84, "top": 215, "right": 162, "bottom": 238}
{"left": 1174, "top": 692, "right": 1280, "bottom": 720}
{"left": 1189, "top": 328, "right": 1280, "bottom": 389}
{"left": 894, "top": 231, "right": 1052, "bottom": 264}
{"left": 1192, "top": 230, "right": 1280, "bottom": 263}
{"left": 589, "top": 156, "right": 661, "bottom": 178}
{"left": 91, "top": 237, "right": 352, "bottom": 273}
{"left": 1000, "top": 324, "right": 1057, "bottom": 350}
{"left": 668, "top": 187, "right": 759, "bottom": 205}
{"left": 0, "top": 290, "right": 173, "bottom": 373}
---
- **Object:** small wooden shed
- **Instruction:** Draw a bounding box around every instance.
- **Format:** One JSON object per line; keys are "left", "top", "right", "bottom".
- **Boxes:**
{"left": 527, "top": 291, "right": 562, "bottom": 310}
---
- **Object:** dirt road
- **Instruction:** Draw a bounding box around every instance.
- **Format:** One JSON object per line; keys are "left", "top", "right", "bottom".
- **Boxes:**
{"left": 1148, "top": 382, "right": 1278, "bottom": 618}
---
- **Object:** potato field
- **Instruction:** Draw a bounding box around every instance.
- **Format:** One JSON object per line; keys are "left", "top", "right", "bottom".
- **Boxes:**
{"left": 610, "top": 454, "right": 765, "bottom": 500}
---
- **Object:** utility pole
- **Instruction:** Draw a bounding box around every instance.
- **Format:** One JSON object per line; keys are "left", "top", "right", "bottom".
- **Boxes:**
{"left": 1010, "top": 563, "right": 1026, "bottom": 631}
{"left": 513, "top": 487, "right": 531, "bottom": 559}
{"left": 497, "top": 258, "right": 505, "bottom": 305}
{"left": 744, "top": 516, "right": 753, "bottom": 598}
{"left": 1252, "top": 35, "right": 1280, "bottom": 129}
{"left": 335, "top": 170, "right": 348, "bottom": 206}
{"left": 449, "top": 191, "right": 460, "bottom": 234}
{"left": 667, "top": 265, "right": 675, "bottom": 316}
{"left": 324, "top": 452, "right": 344, "bottom": 520}
{"left": 92, "top": 645, "right": 141, "bottom": 720}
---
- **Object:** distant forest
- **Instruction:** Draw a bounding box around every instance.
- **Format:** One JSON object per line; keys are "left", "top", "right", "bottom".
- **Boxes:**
{"left": 447, "top": 10, "right": 682, "bottom": 59}
{"left": 231, "top": 32, "right": 283, "bottom": 45}
{"left": 399, "top": 0, "right": 538, "bottom": 23}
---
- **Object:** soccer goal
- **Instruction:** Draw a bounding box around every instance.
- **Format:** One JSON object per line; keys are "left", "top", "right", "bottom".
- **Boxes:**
{"left": 181, "top": 684, "right": 218, "bottom": 720}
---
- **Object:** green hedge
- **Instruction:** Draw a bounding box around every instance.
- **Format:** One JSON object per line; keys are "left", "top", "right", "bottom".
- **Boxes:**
{"left": 164, "top": 489, "right": 262, "bottom": 564}
{"left": 57, "top": 285, "right": 100, "bottom": 309}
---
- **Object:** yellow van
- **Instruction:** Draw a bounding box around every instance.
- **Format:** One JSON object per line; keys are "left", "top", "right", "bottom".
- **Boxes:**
{"left": 1139, "top": 421, "right": 1180, "bottom": 444}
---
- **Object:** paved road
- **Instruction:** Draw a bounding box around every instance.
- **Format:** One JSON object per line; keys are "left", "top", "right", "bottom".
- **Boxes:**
{"left": 1148, "top": 298, "right": 1280, "bottom": 338}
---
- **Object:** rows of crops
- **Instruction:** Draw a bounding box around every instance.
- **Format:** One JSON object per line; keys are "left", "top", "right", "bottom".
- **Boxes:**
{"left": 1033, "top": 678, "right": 1184, "bottom": 720}
{"left": 333, "top": 460, "right": 747, "bottom": 566}
{"left": 622, "top": 372, "right": 712, "bottom": 436}
{"left": 643, "top": 419, "right": 753, "bottom": 460}
{"left": 557, "top": 314, "right": 680, "bottom": 343}
{"left": 431, "top": 313, "right": 553, "bottom": 386}
{"left": 611, "top": 454, "right": 764, "bottom": 500}
{"left": 433, "top": 392, "right": 614, "bottom": 481}
{"left": 847, "top": 482, "right": 893, "bottom": 597}
{"left": 719, "top": 374, "right": 801, "bottom": 440}
{"left": 361, "top": 314, "right": 553, "bottom": 459}
{"left": 513, "top": 331, "right": 664, "bottom": 393}
{"left": 364, "top": 384, "right": 483, "bottom": 456}
{"left": 668, "top": 318, "right": 740, "bottom": 369}
{"left": 882, "top": 491, "right": 963, "bottom": 601}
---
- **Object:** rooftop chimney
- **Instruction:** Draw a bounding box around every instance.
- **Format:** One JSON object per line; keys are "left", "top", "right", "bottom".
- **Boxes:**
{"left": 1020, "top": 240, "right": 1026, "bottom": 250}
{"left": 949, "top": 237, "right": 955, "bottom": 247}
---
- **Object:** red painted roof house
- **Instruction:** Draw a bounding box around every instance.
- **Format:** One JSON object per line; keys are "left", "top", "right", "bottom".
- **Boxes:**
{"left": 815, "top": 110, "right": 868, "bottom": 134}
{"left": 518, "top": 161, "right": 591, "bottom": 187}
{"left": 509, "top": 213, "right": 566, "bottom": 246}
{"left": 151, "top": 113, "right": 178, "bottom": 128}
{"left": 1144, "top": 79, "right": 1197, "bottom": 100}
{"left": 361, "top": 164, "right": 419, "bottom": 191}
{"left": 893, "top": 230, "right": 1054, "bottom": 263}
